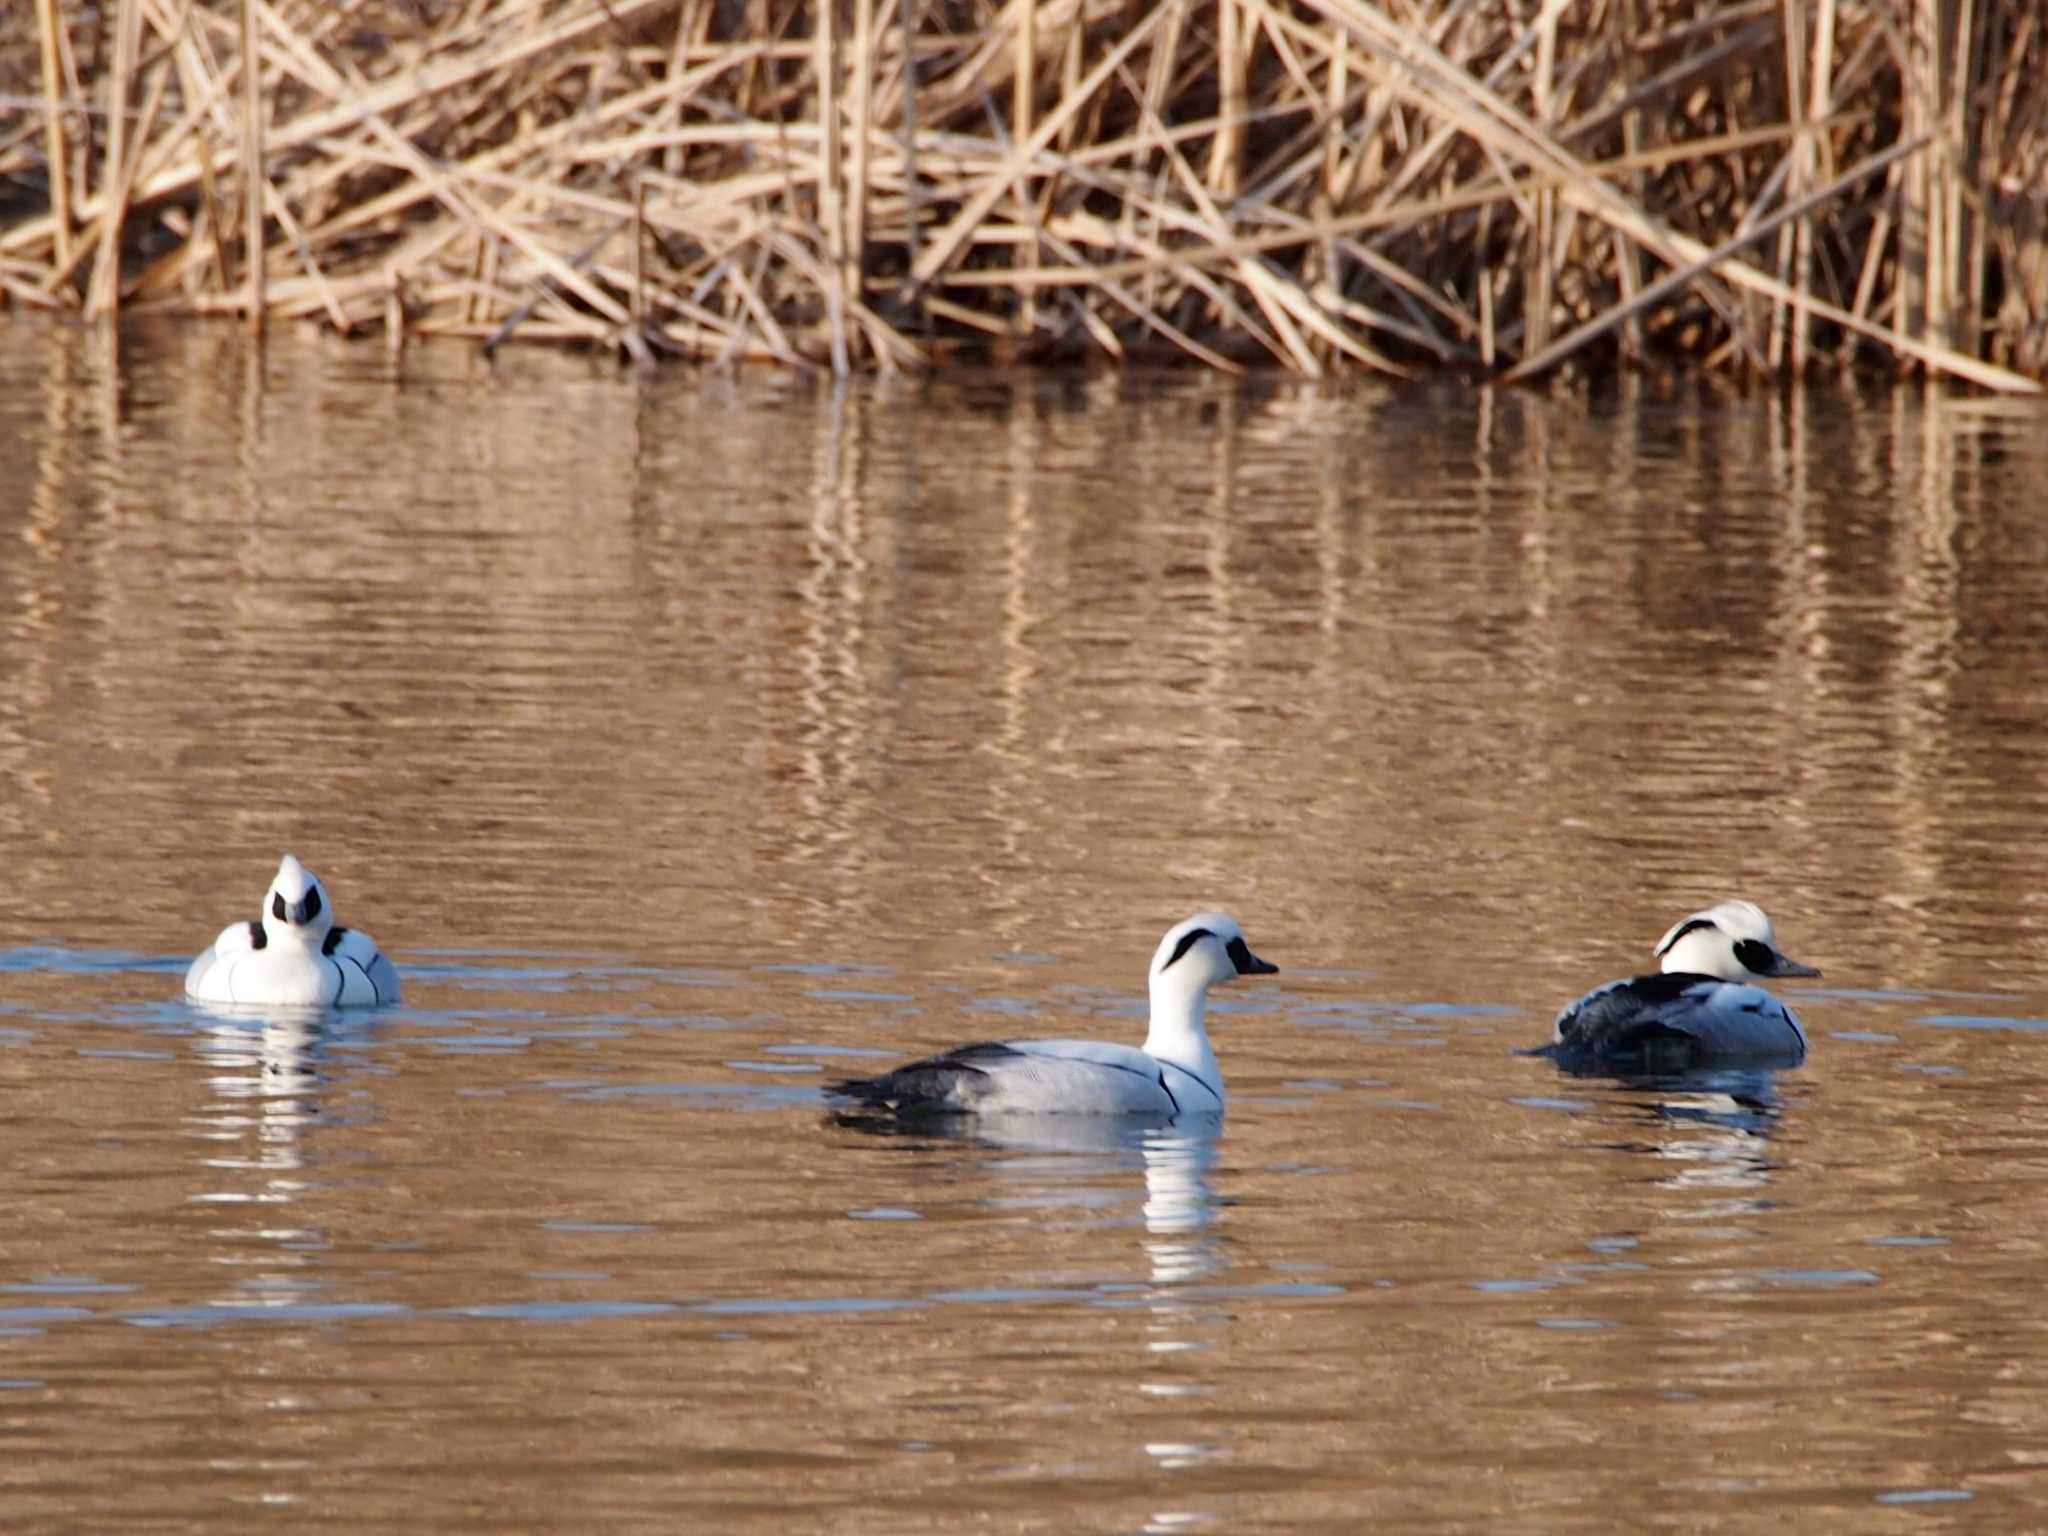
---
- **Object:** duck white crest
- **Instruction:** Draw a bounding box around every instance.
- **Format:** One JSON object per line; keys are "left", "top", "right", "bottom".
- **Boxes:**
{"left": 184, "top": 855, "right": 401, "bottom": 1009}
{"left": 828, "top": 911, "right": 1278, "bottom": 1117}
{"left": 1545, "top": 899, "right": 1819, "bottom": 1071}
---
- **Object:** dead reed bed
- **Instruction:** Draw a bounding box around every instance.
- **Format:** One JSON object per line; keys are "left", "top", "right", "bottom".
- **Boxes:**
{"left": 2, "top": 0, "right": 2045, "bottom": 386}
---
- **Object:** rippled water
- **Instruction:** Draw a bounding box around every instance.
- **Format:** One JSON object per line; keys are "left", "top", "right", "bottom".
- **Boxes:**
{"left": 4, "top": 316, "right": 2048, "bottom": 1530}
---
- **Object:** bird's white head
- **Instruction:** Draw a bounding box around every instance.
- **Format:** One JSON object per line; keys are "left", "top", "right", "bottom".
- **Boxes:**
{"left": 1654, "top": 899, "right": 1819, "bottom": 984}
{"left": 260, "top": 855, "right": 336, "bottom": 949}
{"left": 1148, "top": 912, "right": 1279, "bottom": 995}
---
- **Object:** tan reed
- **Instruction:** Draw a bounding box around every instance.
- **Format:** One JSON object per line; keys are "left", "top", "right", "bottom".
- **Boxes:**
{"left": 0, "top": 0, "right": 2043, "bottom": 388}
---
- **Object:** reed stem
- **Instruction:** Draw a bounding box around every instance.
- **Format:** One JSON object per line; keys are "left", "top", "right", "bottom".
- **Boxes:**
{"left": 32, "top": 0, "right": 71, "bottom": 285}
{"left": 240, "top": 0, "right": 263, "bottom": 333}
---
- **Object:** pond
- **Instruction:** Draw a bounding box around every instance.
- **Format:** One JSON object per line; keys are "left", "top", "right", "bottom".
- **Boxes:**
{"left": 2, "top": 316, "right": 2047, "bottom": 1530}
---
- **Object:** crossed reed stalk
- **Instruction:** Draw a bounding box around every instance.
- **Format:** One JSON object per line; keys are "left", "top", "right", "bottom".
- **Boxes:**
{"left": 3, "top": 0, "right": 2044, "bottom": 387}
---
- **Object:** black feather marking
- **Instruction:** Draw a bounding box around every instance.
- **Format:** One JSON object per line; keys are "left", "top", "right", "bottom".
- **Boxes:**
{"left": 1162, "top": 928, "right": 1213, "bottom": 971}
{"left": 304, "top": 887, "right": 323, "bottom": 923}
{"left": 931, "top": 1042, "right": 1025, "bottom": 1065}
{"left": 1556, "top": 972, "right": 1705, "bottom": 1034}
{"left": 1156, "top": 1072, "right": 1181, "bottom": 1114}
{"left": 1548, "top": 972, "right": 1717, "bottom": 1070}
{"left": 322, "top": 926, "right": 350, "bottom": 956}
{"left": 826, "top": 1042, "right": 1022, "bottom": 1112}
{"left": 330, "top": 957, "right": 349, "bottom": 996}
{"left": 1732, "top": 938, "right": 1773, "bottom": 974}
{"left": 1654, "top": 917, "right": 1720, "bottom": 956}
{"left": 246, "top": 921, "right": 267, "bottom": 951}
{"left": 272, "top": 892, "right": 288, "bottom": 923}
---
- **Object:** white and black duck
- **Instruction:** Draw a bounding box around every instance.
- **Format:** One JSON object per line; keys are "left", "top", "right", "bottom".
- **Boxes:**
{"left": 185, "top": 855, "right": 401, "bottom": 1008}
{"left": 827, "top": 912, "right": 1277, "bottom": 1118}
{"left": 1538, "top": 899, "right": 1818, "bottom": 1072}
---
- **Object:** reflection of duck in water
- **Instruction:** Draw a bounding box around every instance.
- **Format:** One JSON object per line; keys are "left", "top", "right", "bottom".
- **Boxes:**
{"left": 1614, "top": 1068, "right": 1787, "bottom": 1193}
{"left": 827, "top": 913, "right": 1276, "bottom": 1118}
{"left": 191, "top": 1005, "right": 338, "bottom": 1161}
{"left": 1536, "top": 900, "right": 1819, "bottom": 1073}
{"left": 1138, "top": 1130, "right": 1221, "bottom": 1286}
{"left": 833, "top": 1111, "right": 1224, "bottom": 1283}
{"left": 185, "top": 855, "right": 401, "bottom": 1008}
{"left": 187, "top": 1007, "right": 353, "bottom": 1318}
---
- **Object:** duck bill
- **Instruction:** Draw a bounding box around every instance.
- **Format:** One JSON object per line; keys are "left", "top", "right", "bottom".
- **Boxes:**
{"left": 1766, "top": 954, "right": 1821, "bottom": 979}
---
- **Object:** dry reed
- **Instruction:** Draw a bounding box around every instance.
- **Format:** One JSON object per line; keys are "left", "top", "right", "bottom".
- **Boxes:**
{"left": 2, "top": 0, "right": 2045, "bottom": 387}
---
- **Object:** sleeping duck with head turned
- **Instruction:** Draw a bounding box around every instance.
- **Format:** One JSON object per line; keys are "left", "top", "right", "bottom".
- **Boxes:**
{"left": 827, "top": 912, "right": 1278, "bottom": 1119}
{"left": 185, "top": 855, "right": 401, "bottom": 1009}
{"left": 1537, "top": 899, "right": 1819, "bottom": 1073}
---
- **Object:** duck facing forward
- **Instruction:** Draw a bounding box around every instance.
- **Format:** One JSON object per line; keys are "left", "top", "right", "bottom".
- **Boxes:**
{"left": 1539, "top": 899, "right": 1818, "bottom": 1072}
{"left": 185, "top": 855, "right": 401, "bottom": 1008}
{"left": 827, "top": 912, "right": 1278, "bottom": 1118}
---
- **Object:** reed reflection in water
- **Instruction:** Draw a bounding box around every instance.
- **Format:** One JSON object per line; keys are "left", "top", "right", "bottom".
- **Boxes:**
{"left": 2, "top": 324, "right": 2045, "bottom": 991}
{"left": 0, "top": 319, "right": 2047, "bottom": 1528}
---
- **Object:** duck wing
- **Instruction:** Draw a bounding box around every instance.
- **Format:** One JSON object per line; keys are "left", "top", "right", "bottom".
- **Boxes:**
{"left": 828, "top": 1039, "right": 1180, "bottom": 1116}
{"left": 323, "top": 927, "right": 402, "bottom": 1006}
{"left": 185, "top": 922, "right": 262, "bottom": 999}
{"left": 1548, "top": 973, "right": 1804, "bottom": 1070}
{"left": 826, "top": 1041, "right": 1021, "bottom": 1113}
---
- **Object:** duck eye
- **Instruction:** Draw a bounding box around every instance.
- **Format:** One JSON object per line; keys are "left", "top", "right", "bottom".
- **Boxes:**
{"left": 1733, "top": 938, "right": 1773, "bottom": 972}
{"left": 272, "top": 892, "right": 288, "bottom": 922}
{"left": 303, "top": 888, "right": 322, "bottom": 922}
{"left": 1162, "top": 928, "right": 1214, "bottom": 970}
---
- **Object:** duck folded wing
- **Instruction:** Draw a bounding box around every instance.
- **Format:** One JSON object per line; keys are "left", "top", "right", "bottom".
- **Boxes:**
{"left": 828, "top": 1039, "right": 1182, "bottom": 1116}
{"left": 324, "top": 928, "right": 402, "bottom": 1006}
{"left": 1652, "top": 981, "right": 1804, "bottom": 1060}
{"left": 185, "top": 922, "right": 259, "bottom": 997}
{"left": 1552, "top": 973, "right": 1804, "bottom": 1068}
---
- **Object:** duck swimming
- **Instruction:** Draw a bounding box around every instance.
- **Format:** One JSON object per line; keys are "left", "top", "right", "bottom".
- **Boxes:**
{"left": 1539, "top": 899, "right": 1818, "bottom": 1072}
{"left": 185, "top": 855, "right": 401, "bottom": 1008}
{"left": 827, "top": 912, "right": 1277, "bottom": 1118}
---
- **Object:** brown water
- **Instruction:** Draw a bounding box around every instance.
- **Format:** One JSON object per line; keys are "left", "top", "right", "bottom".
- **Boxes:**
{"left": 4, "top": 316, "right": 2048, "bottom": 1531}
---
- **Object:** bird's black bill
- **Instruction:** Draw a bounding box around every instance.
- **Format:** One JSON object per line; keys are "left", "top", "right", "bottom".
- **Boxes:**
{"left": 1765, "top": 953, "right": 1821, "bottom": 979}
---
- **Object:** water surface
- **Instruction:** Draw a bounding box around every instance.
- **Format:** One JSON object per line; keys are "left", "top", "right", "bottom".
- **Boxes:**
{"left": 4, "top": 318, "right": 2048, "bottom": 1530}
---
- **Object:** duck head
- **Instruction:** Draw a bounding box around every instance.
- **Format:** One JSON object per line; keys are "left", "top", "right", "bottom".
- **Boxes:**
{"left": 1655, "top": 899, "right": 1819, "bottom": 984}
{"left": 1149, "top": 912, "right": 1278, "bottom": 999}
{"left": 260, "top": 855, "right": 336, "bottom": 949}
